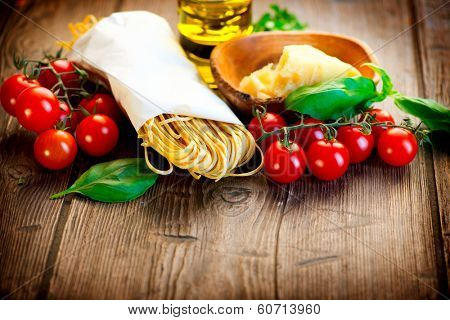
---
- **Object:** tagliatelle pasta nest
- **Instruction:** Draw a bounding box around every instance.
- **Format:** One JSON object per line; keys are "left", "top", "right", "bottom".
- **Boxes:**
{"left": 138, "top": 114, "right": 262, "bottom": 180}
{"left": 63, "top": 15, "right": 262, "bottom": 181}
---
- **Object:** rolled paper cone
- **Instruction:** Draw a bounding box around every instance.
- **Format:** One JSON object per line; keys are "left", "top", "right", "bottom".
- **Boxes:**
{"left": 69, "top": 11, "right": 242, "bottom": 131}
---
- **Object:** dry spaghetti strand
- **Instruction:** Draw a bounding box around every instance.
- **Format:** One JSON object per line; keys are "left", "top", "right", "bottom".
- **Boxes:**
{"left": 58, "top": 15, "right": 98, "bottom": 50}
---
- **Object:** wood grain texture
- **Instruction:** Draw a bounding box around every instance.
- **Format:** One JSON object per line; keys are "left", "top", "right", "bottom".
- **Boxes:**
{"left": 413, "top": 0, "right": 450, "bottom": 291}
{"left": 0, "top": 0, "right": 448, "bottom": 299}
{"left": 47, "top": 174, "right": 287, "bottom": 299}
{"left": 0, "top": 0, "right": 73, "bottom": 299}
{"left": 30, "top": 0, "right": 279, "bottom": 300}
{"left": 44, "top": 0, "right": 284, "bottom": 300}
{"left": 267, "top": 0, "right": 445, "bottom": 299}
{"left": 0, "top": 0, "right": 121, "bottom": 299}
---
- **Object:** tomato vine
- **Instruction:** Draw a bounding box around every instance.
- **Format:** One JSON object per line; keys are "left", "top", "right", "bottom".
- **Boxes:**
{"left": 253, "top": 105, "right": 430, "bottom": 146}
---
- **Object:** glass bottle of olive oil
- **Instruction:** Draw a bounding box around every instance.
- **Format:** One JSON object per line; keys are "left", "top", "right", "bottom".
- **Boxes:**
{"left": 178, "top": 0, "right": 253, "bottom": 87}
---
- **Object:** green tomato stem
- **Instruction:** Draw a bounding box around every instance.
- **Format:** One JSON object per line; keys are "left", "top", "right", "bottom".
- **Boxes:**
{"left": 253, "top": 105, "right": 422, "bottom": 144}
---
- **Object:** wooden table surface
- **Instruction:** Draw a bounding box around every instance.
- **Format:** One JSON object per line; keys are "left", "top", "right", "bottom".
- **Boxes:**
{"left": 0, "top": 0, "right": 448, "bottom": 300}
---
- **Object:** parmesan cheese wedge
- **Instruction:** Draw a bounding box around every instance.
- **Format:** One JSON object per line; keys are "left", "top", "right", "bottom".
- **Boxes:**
{"left": 239, "top": 45, "right": 361, "bottom": 99}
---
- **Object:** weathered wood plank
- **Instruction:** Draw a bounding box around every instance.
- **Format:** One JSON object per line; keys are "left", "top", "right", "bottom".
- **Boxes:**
{"left": 413, "top": 0, "right": 450, "bottom": 292}
{"left": 273, "top": 0, "right": 444, "bottom": 299}
{"left": 48, "top": 0, "right": 446, "bottom": 299}
{"left": 44, "top": 0, "right": 286, "bottom": 299}
{"left": 47, "top": 173, "right": 287, "bottom": 299}
{"left": 0, "top": 0, "right": 120, "bottom": 299}
{"left": 1, "top": 0, "right": 446, "bottom": 300}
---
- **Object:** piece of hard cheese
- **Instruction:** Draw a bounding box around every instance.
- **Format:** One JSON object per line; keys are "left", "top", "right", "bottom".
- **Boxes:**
{"left": 239, "top": 45, "right": 361, "bottom": 99}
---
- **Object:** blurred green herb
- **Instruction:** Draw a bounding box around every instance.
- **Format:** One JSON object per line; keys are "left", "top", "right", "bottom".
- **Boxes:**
{"left": 253, "top": 4, "right": 307, "bottom": 32}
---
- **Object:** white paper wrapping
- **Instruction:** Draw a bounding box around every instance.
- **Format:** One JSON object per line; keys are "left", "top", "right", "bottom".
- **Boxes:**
{"left": 68, "top": 11, "right": 241, "bottom": 130}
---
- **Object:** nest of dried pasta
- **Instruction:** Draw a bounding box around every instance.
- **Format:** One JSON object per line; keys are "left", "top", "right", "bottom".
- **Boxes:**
{"left": 138, "top": 114, "right": 261, "bottom": 181}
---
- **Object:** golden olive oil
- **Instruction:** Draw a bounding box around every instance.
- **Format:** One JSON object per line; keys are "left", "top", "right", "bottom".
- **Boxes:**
{"left": 178, "top": 0, "right": 253, "bottom": 87}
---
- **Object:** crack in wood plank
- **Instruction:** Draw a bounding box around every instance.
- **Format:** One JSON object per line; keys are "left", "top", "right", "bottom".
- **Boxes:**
{"left": 296, "top": 255, "right": 340, "bottom": 267}
{"left": 161, "top": 233, "right": 198, "bottom": 242}
{"left": 16, "top": 224, "right": 42, "bottom": 232}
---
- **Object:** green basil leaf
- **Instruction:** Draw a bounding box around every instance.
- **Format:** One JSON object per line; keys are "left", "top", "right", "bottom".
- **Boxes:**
{"left": 363, "top": 63, "right": 394, "bottom": 105}
{"left": 393, "top": 94, "right": 450, "bottom": 133}
{"left": 285, "top": 76, "right": 378, "bottom": 120}
{"left": 51, "top": 158, "right": 158, "bottom": 202}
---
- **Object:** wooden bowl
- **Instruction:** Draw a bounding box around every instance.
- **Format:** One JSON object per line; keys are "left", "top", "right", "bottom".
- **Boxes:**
{"left": 210, "top": 31, "right": 379, "bottom": 116}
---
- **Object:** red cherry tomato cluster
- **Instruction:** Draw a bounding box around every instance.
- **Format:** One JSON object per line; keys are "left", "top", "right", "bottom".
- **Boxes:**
{"left": 249, "top": 109, "right": 419, "bottom": 184}
{"left": 0, "top": 60, "right": 122, "bottom": 170}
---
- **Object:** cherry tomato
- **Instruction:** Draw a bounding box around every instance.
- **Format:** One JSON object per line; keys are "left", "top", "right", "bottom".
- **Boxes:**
{"left": 58, "top": 101, "right": 70, "bottom": 122}
{"left": 361, "top": 108, "right": 395, "bottom": 144}
{"left": 79, "top": 93, "right": 122, "bottom": 123}
{"left": 58, "top": 101, "right": 82, "bottom": 132}
{"left": 75, "top": 114, "right": 119, "bottom": 157}
{"left": 34, "top": 129, "right": 77, "bottom": 170}
{"left": 264, "top": 140, "right": 307, "bottom": 184}
{"left": 38, "top": 59, "right": 80, "bottom": 90}
{"left": 248, "top": 112, "right": 286, "bottom": 151}
{"left": 68, "top": 110, "right": 83, "bottom": 131}
{"left": 337, "top": 126, "right": 374, "bottom": 163}
{"left": 16, "top": 87, "right": 61, "bottom": 133}
{"left": 292, "top": 118, "right": 325, "bottom": 151}
{"left": 0, "top": 74, "right": 40, "bottom": 116}
{"left": 377, "top": 128, "right": 418, "bottom": 167}
{"left": 307, "top": 140, "right": 350, "bottom": 181}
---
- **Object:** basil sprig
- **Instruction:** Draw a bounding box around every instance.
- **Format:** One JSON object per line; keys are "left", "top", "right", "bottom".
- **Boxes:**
{"left": 254, "top": 4, "right": 307, "bottom": 32}
{"left": 286, "top": 64, "right": 449, "bottom": 133}
{"left": 393, "top": 95, "right": 450, "bottom": 133}
{"left": 285, "top": 77, "right": 378, "bottom": 120}
{"left": 51, "top": 158, "right": 158, "bottom": 202}
{"left": 364, "top": 63, "right": 394, "bottom": 102}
